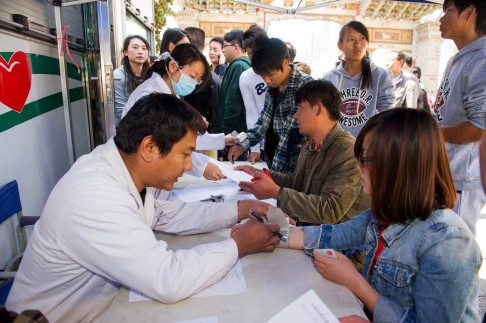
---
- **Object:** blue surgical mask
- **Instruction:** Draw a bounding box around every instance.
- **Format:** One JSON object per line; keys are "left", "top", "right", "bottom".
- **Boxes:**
{"left": 167, "top": 60, "right": 198, "bottom": 96}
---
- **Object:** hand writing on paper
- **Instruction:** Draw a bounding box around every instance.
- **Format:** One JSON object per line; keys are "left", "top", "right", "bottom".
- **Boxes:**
{"left": 237, "top": 200, "right": 274, "bottom": 222}
{"left": 203, "top": 162, "right": 226, "bottom": 180}
{"left": 231, "top": 219, "right": 280, "bottom": 256}
{"left": 239, "top": 172, "right": 280, "bottom": 200}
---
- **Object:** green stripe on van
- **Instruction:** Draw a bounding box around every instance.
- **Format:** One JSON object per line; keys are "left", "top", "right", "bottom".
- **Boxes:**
{"left": 0, "top": 87, "right": 85, "bottom": 132}
{"left": 0, "top": 52, "right": 82, "bottom": 81}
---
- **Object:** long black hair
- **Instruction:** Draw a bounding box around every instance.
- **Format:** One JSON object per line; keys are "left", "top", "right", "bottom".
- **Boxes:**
{"left": 121, "top": 35, "right": 150, "bottom": 93}
{"left": 339, "top": 21, "right": 372, "bottom": 89}
{"left": 121, "top": 35, "right": 150, "bottom": 94}
{"left": 160, "top": 28, "right": 189, "bottom": 54}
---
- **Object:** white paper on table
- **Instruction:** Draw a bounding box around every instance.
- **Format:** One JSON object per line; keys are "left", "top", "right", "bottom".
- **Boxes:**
{"left": 266, "top": 289, "right": 339, "bottom": 323}
{"left": 193, "top": 260, "right": 247, "bottom": 297}
{"left": 170, "top": 316, "right": 219, "bottom": 323}
{"left": 173, "top": 184, "right": 237, "bottom": 202}
{"left": 213, "top": 178, "right": 241, "bottom": 188}
{"left": 212, "top": 160, "right": 253, "bottom": 183}
{"left": 129, "top": 261, "right": 247, "bottom": 303}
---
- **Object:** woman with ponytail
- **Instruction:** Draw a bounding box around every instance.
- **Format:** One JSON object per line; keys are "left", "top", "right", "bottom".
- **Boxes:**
{"left": 322, "top": 21, "right": 395, "bottom": 137}
{"left": 114, "top": 35, "right": 150, "bottom": 127}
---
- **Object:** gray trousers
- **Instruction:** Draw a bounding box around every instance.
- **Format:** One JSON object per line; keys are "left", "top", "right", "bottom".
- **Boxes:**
{"left": 454, "top": 188, "right": 486, "bottom": 236}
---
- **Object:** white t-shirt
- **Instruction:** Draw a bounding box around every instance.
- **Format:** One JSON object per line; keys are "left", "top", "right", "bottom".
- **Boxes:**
{"left": 239, "top": 69, "right": 266, "bottom": 153}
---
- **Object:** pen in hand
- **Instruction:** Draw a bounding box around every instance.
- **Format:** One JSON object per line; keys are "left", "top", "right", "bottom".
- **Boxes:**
{"left": 250, "top": 210, "right": 287, "bottom": 242}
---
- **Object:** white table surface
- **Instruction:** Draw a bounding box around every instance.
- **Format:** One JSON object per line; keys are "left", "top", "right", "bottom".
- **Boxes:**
{"left": 104, "top": 161, "right": 366, "bottom": 322}
{"left": 104, "top": 228, "right": 366, "bottom": 323}
{"left": 173, "top": 161, "right": 274, "bottom": 204}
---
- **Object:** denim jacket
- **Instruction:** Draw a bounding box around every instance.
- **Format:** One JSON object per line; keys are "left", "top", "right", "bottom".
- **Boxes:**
{"left": 303, "top": 209, "right": 482, "bottom": 323}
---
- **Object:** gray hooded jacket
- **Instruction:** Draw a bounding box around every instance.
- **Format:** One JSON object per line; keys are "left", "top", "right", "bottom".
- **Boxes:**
{"left": 433, "top": 36, "right": 486, "bottom": 190}
{"left": 322, "top": 61, "right": 395, "bottom": 137}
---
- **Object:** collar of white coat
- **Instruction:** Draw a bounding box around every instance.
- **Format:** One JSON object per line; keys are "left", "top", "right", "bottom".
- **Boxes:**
{"left": 103, "top": 138, "right": 156, "bottom": 226}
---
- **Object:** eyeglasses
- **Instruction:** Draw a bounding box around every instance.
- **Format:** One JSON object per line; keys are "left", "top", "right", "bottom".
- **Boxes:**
{"left": 222, "top": 43, "right": 235, "bottom": 48}
{"left": 358, "top": 154, "right": 373, "bottom": 168}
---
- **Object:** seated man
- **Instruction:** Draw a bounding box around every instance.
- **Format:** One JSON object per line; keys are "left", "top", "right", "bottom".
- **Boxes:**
{"left": 228, "top": 38, "right": 313, "bottom": 173}
{"left": 5, "top": 93, "right": 280, "bottom": 322}
{"left": 236, "top": 80, "right": 369, "bottom": 226}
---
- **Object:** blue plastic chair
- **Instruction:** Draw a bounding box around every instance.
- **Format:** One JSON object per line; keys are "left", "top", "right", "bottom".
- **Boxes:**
{"left": 0, "top": 180, "right": 33, "bottom": 304}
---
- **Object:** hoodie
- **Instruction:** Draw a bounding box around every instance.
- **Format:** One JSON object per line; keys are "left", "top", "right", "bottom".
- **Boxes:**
{"left": 322, "top": 61, "right": 395, "bottom": 137}
{"left": 433, "top": 36, "right": 486, "bottom": 190}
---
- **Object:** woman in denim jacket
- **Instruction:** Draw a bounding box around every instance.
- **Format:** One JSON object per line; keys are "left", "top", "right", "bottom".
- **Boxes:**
{"left": 289, "top": 108, "right": 482, "bottom": 322}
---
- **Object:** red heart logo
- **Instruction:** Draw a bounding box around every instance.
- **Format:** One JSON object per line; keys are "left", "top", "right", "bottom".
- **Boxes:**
{"left": 0, "top": 51, "right": 32, "bottom": 113}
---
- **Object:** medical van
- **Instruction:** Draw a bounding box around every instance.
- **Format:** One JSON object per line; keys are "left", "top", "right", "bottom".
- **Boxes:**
{"left": 0, "top": 0, "right": 155, "bottom": 269}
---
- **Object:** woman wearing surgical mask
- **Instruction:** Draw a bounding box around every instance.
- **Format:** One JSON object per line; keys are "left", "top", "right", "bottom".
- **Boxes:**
{"left": 122, "top": 43, "right": 227, "bottom": 181}
{"left": 124, "top": 43, "right": 210, "bottom": 105}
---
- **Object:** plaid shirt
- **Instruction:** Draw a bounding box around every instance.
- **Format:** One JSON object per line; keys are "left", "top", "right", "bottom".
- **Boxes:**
{"left": 241, "top": 66, "right": 313, "bottom": 172}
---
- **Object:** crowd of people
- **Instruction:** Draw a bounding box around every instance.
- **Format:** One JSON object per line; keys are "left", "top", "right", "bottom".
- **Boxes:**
{"left": 3, "top": 0, "right": 486, "bottom": 322}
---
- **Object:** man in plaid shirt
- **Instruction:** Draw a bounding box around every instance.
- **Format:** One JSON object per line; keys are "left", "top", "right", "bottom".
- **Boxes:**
{"left": 228, "top": 38, "right": 313, "bottom": 172}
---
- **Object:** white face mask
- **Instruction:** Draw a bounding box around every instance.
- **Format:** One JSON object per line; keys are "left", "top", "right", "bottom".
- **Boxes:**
{"left": 157, "top": 52, "right": 200, "bottom": 96}
{"left": 168, "top": 61, "right": 198, "bottom": 96}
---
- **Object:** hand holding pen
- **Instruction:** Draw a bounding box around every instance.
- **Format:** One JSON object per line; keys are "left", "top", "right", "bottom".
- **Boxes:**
{"left": 250, "top": 210, "right": 286, "bottom": 242}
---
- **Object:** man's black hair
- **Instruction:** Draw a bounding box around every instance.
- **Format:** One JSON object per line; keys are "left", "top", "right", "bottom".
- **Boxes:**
{"left": 242, "top": 24, "right": 268, "bottom": 50}
{"left": 223, "top": 30, "right": 244, "bottom": 48}
{"left": 209, "top": 37, "right": 224, "bottom": 47}
{"left": 443, "top": 0, "right": 486, "bottom": 36}
{"left": 185, "top": 27, "right": 206, "bottom": 52}
{"left": 410, "top": 66, "right": 422, "bottom": 79}
{"left": 115, "top": 93, "right": 207, "bottom": 155}
{"left": 295, "top": 80, "right": 342, "bottom": 121}
{"left": 285, "top": 41, "right": 297, "bottom": 63}
{"left": 405, "top": 53, "right": 413, "bottom": 68}
{"left": 251, "top": 38, "right": 289, "bottom": 75}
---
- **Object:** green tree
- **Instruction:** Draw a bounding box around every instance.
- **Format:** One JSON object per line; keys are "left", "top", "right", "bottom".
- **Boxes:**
{"left": 154, "top": 0, "right": 174, "bottom": 53}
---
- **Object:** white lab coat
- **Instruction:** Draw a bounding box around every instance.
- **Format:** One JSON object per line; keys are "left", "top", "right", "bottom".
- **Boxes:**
{"left": 6, "top": 139, "right": 238, "bottom": 322}
{"left": 121, "top": 72, "right": 225, "bottom": 177}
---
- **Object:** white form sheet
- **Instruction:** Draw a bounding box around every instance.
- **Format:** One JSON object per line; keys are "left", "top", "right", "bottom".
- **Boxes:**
{"left": 174, "top": 184, "right": 238, "bottom": 202}
{"left": 212, "top": 159, "right": 253, "bottom": 183}
{"left": 129, "top": 260, "right": 247, "bottom": 302}
{"left": 193, "top": 260, "right": 247, "bottom": 297}
{"left": 267, "top": 289, "right": 340, "bottom": 323}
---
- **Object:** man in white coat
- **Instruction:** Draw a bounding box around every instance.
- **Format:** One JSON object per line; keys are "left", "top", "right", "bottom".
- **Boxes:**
{"left": 6, "top": 93, "right": 280, "bottom": 322}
